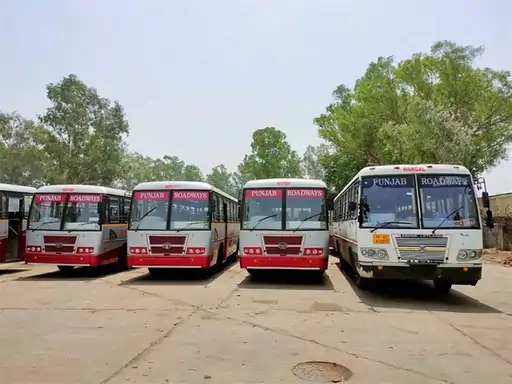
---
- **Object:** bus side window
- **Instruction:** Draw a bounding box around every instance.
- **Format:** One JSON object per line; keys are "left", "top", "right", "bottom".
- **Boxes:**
{"left": 219, "top": 196, "right": 225, "bottom": 222}
{"left": 108, "top": 196, "right": 120, "bottom": 224}
{"left": 120, "top": 197, "right": 130, "bottom": 224}
{"left": 229, "top": 201, "right": 234, "bottom": 222}
{"left": 0, "top": 193, "right": 6, "bottom": 220}
{"left": 23, "top": 195, "right": 33, "bottom": 219}
{"left": 211, "top": 195, "right": 217, "bottom": 222}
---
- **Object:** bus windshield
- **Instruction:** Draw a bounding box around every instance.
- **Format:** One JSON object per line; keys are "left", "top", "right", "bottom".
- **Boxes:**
{"left": 242, "top": 189, "right": 282, "bottom": 230}
{"left": 361, "top": 175, "right": 418, "bottom": 228}
{"left": 418, "top": 174, "right": 479, "bottom": 229}
{"left": 129, "top": 190, "right": 209, "bottom": 231}
{"left": 285, "top": 189, "right": 326, "bottom": 230}
{"left": 28, "top": 193, "right": 101, "bottom": 231}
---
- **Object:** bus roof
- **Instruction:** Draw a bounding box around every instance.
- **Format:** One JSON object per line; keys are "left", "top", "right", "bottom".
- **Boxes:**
{"left": 243, "top": 178, "right": 327, "bottom": 189}
{"left": 133, "top": 181, "right": 238, "bottom": 202}
{"left": 0, "top": 183, "right": 37, "bottom": 194}
{"left": 35, "top": 184, "right": 129, "bottom": 196}
{"left": 336, "top": 164, "right": 472, "bottom": 199}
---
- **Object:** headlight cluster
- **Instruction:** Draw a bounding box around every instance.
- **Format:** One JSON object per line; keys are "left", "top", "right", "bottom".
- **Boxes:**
{"left": 457, "top": 249, "right": 482, "bottom": 262}
{"left": 360, "top": 247, "right": 389, "bottom": 260}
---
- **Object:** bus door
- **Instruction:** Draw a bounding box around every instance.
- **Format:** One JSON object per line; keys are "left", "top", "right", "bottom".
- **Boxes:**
{"left": 2, "top": 192, "right": 24, "bottom": 262}
{"left": 223, "top": 201, "right": 228, "bottom": 260}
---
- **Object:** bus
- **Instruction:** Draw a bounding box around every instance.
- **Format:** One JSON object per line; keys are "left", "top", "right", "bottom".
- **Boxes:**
{"left": 239, "top": 178, "right": 330, "bottom": 277}
{"left": 0, "top": 184, "right": 37, "bottom": 263}
{"left": 127, "top": 181, "right": 239, "bottom": 275}
{"left": 26, "top": 185, "right": 131, "bottom": 272}
{"left": 331, "top": 164, "right": 494, "bottom": 294}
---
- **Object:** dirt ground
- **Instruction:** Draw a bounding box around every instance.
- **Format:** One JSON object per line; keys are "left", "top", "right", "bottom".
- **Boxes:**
{"left": 484, "top": 249, "right": 512, "bottom": 267}
{"left": 0, "top": 258, "right": 511, "bottom": 384}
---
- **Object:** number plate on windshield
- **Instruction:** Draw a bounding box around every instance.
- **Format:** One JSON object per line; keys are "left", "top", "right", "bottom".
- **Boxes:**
{"left": 372, "top": 234, "right": 390, "bottom": 244}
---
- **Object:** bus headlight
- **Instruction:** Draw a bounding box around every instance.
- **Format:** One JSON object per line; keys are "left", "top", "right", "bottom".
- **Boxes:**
{"left": 457, "top": 249, "right": 482, "bottom": 261}
{"left": 360, "top": 248, "right": 389, "bottom": 260}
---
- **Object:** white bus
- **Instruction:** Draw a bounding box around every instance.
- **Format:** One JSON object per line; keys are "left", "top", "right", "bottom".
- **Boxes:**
{"left": 26, "top": 185, "right": 131, "bottom": 272}
{"left": 127, "top": 181, "right": 239, "bottom": 275}
{"left": 331, "top": 164, "right": 494, "bottom": 294}
{"left": 239, "top": 178, "right": 329, "bottom": 277}
{"left": 0, "top": 184, "right": 37, "bottom": 263}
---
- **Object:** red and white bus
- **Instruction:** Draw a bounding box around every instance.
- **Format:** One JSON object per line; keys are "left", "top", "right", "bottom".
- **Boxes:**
{"left": 0, "top": 184, "right": 36, "bottom": 263}
{"left": 239, "top": 178, "right": 330, "bottom": 277}
{"left": 26, "top": 185, "right": 131, "bottom": 272}
{"left": 127, "top": 181, "right": 239, "bottom": 275}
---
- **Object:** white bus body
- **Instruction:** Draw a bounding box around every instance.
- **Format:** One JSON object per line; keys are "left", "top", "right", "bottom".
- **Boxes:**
{"left": 331, "top": 164, "right": 490, "bottom": 293}
{"left": 0, "top": 184, "right": 37, "bottom": 263}
{"left": 26, "top": 185, "right": 130, "bottom": 271}
{"left": 127, "top": 181, "right": 239, "bottom": 273}
{"left": 239, "top": 178, "right": 329, "bottom": 275}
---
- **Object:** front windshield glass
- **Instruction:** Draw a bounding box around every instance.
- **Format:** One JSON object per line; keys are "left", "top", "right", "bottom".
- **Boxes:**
{"left": 130, "top": 191, "right": 170, "bottom": 230}
{"left": 419, "top": 174, "right": 479, "bottom": 229}
{"left": 242, "top": 189, "right": 282, "bottom": 230}
{"left": 170, "top": 190, "right": 209, "bottom": 230}
{"left": 285, "top": 188, "right": 327, "bottom": 230}
{"left": 28, "top": 193, "right": 66, "bottom": 230}
{"left": 129, "top": 190, "right": 210, "bottom": 231}
{"left": 361, "top": 175, "right": 418, "bottom": 228}
{"left": 63, "top": 194, "right": 101, "bottom": 231}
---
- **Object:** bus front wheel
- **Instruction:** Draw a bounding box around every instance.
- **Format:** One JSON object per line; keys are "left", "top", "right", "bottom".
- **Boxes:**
{"left": 433, "top": 280, "right": 452, "bottom": 295}
{"left": 57, "top": 265, "right": 75, "bottom": 274}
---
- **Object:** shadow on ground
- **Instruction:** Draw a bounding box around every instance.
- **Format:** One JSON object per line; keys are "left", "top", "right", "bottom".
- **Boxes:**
{"left": 0, "top": 268, "right": 29, "bottom": 276}
{"left": 120, "top": 259, "right": 237, "bottom": 286}
{"left": 238, "top": 270, "right": 334, "bottom": 291}
{"left": 17, "top": 264, "right": 130, "bottom": 282}
{"left": 335, "top": 262, "right": 502, "bottom": 314}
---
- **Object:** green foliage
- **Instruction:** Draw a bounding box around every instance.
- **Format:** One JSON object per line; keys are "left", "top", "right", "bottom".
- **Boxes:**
{"left": 3, "top": 41, "right": 512, "bottom": 195}
{"left": 315, "top": 41, "right": 512, "bottom": 191}
{"left": 206, "top": 164, "right": 237, "bottom": 197}
{"left": 38, "top": 74, "right": 130, "bottom": 185}
{"left": 239, "top": 127, "right": 304, "bottom": 180}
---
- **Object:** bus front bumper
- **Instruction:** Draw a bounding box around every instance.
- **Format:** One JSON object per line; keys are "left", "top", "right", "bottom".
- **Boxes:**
{"left": 240, "top": 256, "right": 327, "bottom": 270}
{"left": 127, "top": 255, "right": 212, "bottom": 269}
{"left": 357, "top": 262, "right": 482, "bottom": 284}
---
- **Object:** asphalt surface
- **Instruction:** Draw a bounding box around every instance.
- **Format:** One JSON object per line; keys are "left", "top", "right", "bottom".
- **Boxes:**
{"left": 0, "top": 258, "right": 511, "bottom": 384}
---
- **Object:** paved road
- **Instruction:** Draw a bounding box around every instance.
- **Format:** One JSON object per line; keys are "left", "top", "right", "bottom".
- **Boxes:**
{"left": 0, "top": 259, "right": 511, "bottom": 384}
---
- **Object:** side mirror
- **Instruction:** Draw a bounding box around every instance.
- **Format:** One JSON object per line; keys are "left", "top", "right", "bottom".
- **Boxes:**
{"left": 347, "top": 201, "right": 357, "bottom": 211}
{"left": 485, "top": 209, "right": 494, "bottom": 229}
{"left": 481, "top": 192, "right": 490, "bottom": 209}
{"left": 357, "top": 211, "right": 364, "bottom": 225}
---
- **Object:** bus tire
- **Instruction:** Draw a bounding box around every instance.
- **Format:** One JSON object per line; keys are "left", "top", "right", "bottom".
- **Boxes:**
{"left": 433, "top": 280, "right": 452, "bottom": 295}
{"left": 214, "top": 244, "right": 224, "bottom": 271}
{"left": 57, "top": 265, "right": 74, "bottom": 274}
{"left": 247, "top": 269, "right": 262, "bottom": 279}
{"left": 227, "top": 241, "right": 239, "bottom": 263}
{"left": 116, "top": 244, "right": 128, "bottom": 270}
{"left": 311, "top": 269, "right": 325, "bottom": 280}
{"left": 148, "top": 268, "right": 165, "bottom": 278}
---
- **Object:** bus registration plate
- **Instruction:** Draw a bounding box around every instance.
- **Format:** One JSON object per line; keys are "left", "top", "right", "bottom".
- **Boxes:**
{"left": 373, "top": 234, "right": 390, "bottom": 244}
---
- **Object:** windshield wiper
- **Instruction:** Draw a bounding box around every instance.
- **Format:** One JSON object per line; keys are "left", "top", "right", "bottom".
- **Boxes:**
{"left": 67, "top": 221, "right": 99, "bottom": 233}
{"left": 293, "top": 212, "right": 322, "bottom": 233}
{"left": 250, "top": 214, "right": 278, "bottom": 231}
{"left": 31, "top": 220, "right": 60, "bottom": 232}
{"left": 432, "top": 205, "right": 464, "bottom": 234}
{"left": 175, "top": 221, "right": 207, "bottom": 233}
{"left": 370, "top": 221, "right": 413, "bottom": 233}
{"left": 134, "top": 207, "right": 156, "bottom": 231}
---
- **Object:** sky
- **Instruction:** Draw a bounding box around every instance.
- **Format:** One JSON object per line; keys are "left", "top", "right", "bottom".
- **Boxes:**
{"left": 1, "top": 0, "right": 511, "bottom": 194}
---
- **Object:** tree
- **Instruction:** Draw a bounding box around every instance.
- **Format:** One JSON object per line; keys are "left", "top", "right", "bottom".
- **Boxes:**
{"left": 239, "top": 127, "right": 303, "bottom": 180}
{"left": 38, "top": 74, "right": 130, "bottom": 186}
{"left": 302, "top": 144, "right": 329, "bottom": 180}
{"left": 0, "top": 111, "right": 48, "bottom": 186}
{"left": 206, "top": 164, "right": 236, "bottom": 195}
{"left": 315, "top": 41, "right": 512, "bottom": 190}
{"left": 181, "top": 164, "right": 204, "bottom": 181}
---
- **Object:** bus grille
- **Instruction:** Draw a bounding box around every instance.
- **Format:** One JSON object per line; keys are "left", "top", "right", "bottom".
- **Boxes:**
{"left": 263, "top": 235, "right": 303, "bottom": 256}
{"left": 149, "top": 235, "right": 186, "bottom": 255}
{"left": 395, "top": 236, "right": 448, "bottom": 261}
{"left": 43, "top": 235, "right": 77, "bottom": 253}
